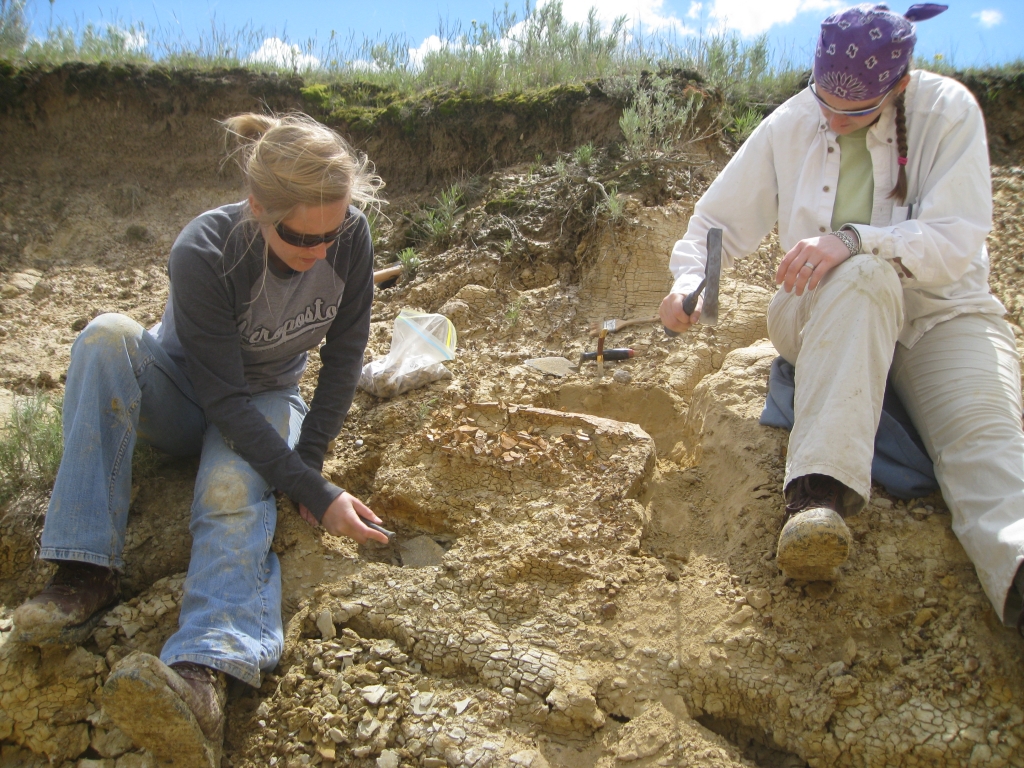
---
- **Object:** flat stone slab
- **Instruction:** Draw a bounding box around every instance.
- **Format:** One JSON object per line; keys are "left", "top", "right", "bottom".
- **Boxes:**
{"left": 400, "top": 535, "right": 446, "bottom": 568}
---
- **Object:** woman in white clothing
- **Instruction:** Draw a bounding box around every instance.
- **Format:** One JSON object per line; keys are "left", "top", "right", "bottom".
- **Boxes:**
{"left": 660, "top": 2, "right": 1024, "bottom": 632}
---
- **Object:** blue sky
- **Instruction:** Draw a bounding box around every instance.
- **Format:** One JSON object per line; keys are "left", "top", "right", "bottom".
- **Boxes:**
{"left": 23, "top": 0, "right": 1023, "bottom": 68}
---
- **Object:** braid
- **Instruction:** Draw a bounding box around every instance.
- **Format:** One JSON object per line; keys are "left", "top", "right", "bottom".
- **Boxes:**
{"left": 888, "top": 91, "right": 908, "bottom": 204}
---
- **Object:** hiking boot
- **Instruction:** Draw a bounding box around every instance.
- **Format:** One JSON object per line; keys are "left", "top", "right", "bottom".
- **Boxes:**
{"left": 776, "top": 474, "right": 852, "bottom": 581}
{"left": 12, "top": 560, "right": 119, "bottom": 646}
{"left": 103, "top": 652, "right": 226, "bottom": 768}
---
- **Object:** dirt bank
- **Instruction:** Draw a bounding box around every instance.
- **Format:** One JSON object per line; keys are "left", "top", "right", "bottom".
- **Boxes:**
{"left": 1, "top": 64, "right": 1023, "bottom": 768}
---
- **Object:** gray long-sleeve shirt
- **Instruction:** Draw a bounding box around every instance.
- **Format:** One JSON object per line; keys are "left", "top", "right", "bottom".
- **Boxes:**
{"left": 154, "top": 201, "right": 373, "bottom": 520}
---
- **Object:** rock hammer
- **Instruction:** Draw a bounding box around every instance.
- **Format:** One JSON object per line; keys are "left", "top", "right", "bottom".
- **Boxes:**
{"left": 665, "top": 227, "right": 722, "bottom": 336}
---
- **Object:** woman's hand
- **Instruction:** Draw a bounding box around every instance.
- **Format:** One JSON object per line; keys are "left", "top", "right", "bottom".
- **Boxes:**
{"left": 776, "top": 234, "right": 853, "bottom": 296}
{"left": 659, "top": 292, "right": 702, "bottom": 334}
{"left": 299, "top": 492, "right": 390, "bottom": 545}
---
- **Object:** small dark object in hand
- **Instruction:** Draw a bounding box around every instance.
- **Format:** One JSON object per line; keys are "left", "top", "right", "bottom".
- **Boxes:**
{"left": 359, "top": 515, "right": 395, "bottom": 542}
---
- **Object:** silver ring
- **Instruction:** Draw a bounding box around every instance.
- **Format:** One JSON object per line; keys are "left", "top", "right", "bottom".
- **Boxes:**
{"left": 801, "top": 262, "right": 815, "bottom": 271}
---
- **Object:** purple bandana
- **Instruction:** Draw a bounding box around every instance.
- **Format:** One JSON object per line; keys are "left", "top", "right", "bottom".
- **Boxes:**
{"left": 813, "top": 3, "right": 947, "bottom": 100}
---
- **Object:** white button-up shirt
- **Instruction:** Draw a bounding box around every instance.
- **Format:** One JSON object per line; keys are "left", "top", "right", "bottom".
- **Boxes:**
{"left": 669, "top": 69, "right": 1003, "bottom": 347}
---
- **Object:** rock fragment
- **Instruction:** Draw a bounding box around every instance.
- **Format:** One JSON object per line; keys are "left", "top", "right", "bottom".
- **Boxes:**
{"left": 316, "top": 610, "right": 336, "bottom": 640}
{"left": 400, "top": 535, "right": 446, "bottom": 568}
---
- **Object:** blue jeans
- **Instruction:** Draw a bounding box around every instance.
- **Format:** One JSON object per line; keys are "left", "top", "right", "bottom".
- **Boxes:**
{"left": 40, "top": 313, "right": 306, "bottom": 685}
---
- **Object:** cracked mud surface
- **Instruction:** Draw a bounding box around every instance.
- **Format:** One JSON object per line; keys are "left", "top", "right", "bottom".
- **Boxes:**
{"left": 1, "top": 70, "right": 1023, "bottom": 768}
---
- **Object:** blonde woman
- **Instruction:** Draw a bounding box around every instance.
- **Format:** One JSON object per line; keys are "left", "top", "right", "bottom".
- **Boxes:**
{"left": 12, "top": 113, "right": 385, "bottom": 764}
{"left": 662, "top": 4, "right": 1024, "bottom": 634}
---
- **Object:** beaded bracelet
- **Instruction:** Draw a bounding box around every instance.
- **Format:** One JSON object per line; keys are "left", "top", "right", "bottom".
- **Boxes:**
{"left": 830, "top": 228, "right": 859, "bottom": 258}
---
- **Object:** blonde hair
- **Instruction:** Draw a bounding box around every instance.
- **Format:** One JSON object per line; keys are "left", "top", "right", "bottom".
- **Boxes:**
{"left": 221, "top": 112, "right": 383, "bottom": 226}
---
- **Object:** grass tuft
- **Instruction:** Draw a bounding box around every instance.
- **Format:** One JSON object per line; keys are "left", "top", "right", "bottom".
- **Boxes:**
{"left": 602, "top": 188, "right": 625, "bottom": 222}
{"left": 504, "top": 296, "right": 524, "bottom": 327}
{"left": 398, "top": 247, "right": 421, "bottom": 280}
{"left": 573, "top": 142, "right": 595, "bottom": 167}
{"left": 419, "top": 185, "right": 463, "bottom": 247}
{"left": 0, "top": 393, "right": 63, "bottom": 505}
{"left": 727, "top": 107, "right": 764, "bottom": 143}
{"left": 0, "top": 0, "right": 27, "bottom": 54}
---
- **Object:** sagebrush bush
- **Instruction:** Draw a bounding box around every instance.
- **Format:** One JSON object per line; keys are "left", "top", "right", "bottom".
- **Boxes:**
{"left": 0, "top": 394, "right": 63, "bottom": 504}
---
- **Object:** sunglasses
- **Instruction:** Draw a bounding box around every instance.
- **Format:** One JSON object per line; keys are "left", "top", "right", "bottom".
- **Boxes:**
{"left": 274, "top": 219, "right": 347, "bottom": 248}
{"left": 808, "top": 76, "right": 895, "bottom": 117}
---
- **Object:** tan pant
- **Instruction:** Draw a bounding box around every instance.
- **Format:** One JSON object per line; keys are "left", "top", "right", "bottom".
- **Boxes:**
{"left": 767, "top": 253, "right": 1024, "bottom": 623}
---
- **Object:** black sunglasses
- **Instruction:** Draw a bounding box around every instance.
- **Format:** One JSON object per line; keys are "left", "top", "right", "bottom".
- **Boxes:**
{"left": 274, "top": 220, "right": 347, "bottom": 248}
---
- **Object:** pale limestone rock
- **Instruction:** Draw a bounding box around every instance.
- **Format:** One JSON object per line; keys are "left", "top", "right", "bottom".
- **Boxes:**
{"left": 400, "top": 535, "right": 446, "bottom": 568}
{"left": 316, "top": 610, "right": 336, "bottom": 640}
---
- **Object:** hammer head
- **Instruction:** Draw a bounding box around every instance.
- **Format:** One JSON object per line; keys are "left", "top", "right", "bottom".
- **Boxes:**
{"left": 701, "top": 228, "right": 722, "bottom": 326}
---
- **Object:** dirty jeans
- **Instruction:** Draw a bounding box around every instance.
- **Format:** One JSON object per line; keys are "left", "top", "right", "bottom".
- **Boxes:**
{"left": 39, "top": 313, "right": 306, "bottom": 685}
{"left": 767, "top": 254, "right": 1024, "bottom": 624}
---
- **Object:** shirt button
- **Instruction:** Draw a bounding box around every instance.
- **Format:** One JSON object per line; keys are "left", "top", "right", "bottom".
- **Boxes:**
{"left": 872, "top": 248, "right": 879, "bottom": 255}
{"left": 823, "top": 186, "right": 830, "bottom": 192}
{"left": 887, "top": 138, "right": 893, "bottom": 143}
{"left": 828, "top": 146, "right": 834, "bottom": 153}
{"left": 819, "top": 226, "right": 827, "bottom": 233}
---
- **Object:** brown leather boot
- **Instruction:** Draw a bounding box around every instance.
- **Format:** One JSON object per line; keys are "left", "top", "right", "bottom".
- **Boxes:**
{"left": 12, "top": 560, "right": 119, "bottom": 646}
{"left": 776, "top": 474, "right": 852, "bottom": 581}
{"left": 170, "top": 662, "right": 229, "bottom": 742}
{"left": 103, "top": 652, "right": 227, "bottom": 768}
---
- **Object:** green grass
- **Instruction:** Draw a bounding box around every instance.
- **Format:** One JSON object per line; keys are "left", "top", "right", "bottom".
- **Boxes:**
{"left": 418, "top": 185, "right": 462, "bottom": 247}
{"left": 573, "top": 142, "right": 594, "bottom": 167}
{"left": 617, "top": 73, "right": 704, "bottom": 156}
{"left": 602, "top": 188, "right": 625, "bottom": 222}
{"left": 504, "top": 296, "right": 525, "bottom": 327}
{"left": 0, "top": 1, "right": 805, "bottom": 111}
{"left": 0, "top": 0, "right": 27, "bottom": 55}
{"left": 0, "top": 393, "right": 63, "bottom": 504}
{"left": 0, "top": 392, "right": 171, "bottom": 506}
{"left": 727, "top": 107, "right": 764, "bottom": 143}
{"left": 398, "top": 247, "right": 421, "bottom": 280}
{"left": 2, "top": 1, "right": 1019, "bottom": 119}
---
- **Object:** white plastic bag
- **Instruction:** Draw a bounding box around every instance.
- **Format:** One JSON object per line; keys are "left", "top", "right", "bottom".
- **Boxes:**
{"left": 358, "top": 309, "right": 458, "bottom": 398}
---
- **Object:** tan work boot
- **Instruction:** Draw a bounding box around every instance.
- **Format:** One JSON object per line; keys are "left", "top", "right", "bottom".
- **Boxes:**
{"left": 12, "top": 560, "right": 119, "bottom": 646}
{"left": 776, "top": 474, "right": 852, "bottom": 581}
{"left": 103, "top": 651, "right": 227, "bottom": 768}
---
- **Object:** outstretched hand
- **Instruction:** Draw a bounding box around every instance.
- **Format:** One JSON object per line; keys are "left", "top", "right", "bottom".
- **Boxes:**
{"left": 299, "top": 492, "right": 390, "bottom": 545}
{"left": 776, "top": 234, "right": 852, "bottom": 296}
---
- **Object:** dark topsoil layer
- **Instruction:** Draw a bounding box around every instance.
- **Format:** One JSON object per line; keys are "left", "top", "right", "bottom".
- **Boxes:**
{"left": 1, "top": 62, "right": 1022, "bottom": 193}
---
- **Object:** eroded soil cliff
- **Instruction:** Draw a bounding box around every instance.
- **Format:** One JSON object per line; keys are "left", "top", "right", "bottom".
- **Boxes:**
{"left": 1, "top": 64, "right": 1024, "bottom": 768}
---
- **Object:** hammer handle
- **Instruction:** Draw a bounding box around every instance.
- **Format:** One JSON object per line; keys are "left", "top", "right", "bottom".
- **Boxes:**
{"left": 681, "top": 276, "right": 708, "bottom": 315}
{"left": 665, "top": 277, "right": 708, "bottom": 337}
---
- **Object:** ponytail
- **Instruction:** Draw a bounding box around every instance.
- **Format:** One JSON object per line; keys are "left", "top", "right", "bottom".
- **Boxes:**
{"left": 219, "top": 112, "right": 384, "bottom": 227}
{"left": 888, "top": 92, "right": 908, "bottom": 205}
{"left": 221, "top": 113, "right": 278, "bottom": 149}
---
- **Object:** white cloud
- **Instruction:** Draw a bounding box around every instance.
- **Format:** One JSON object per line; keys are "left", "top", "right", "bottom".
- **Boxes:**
{"left": 409, "top": 35, "right": 446, "bottom": 69}
{"left": 687, "top": 2, "right": 703, "bottom": 20}
{"left": 705, "top": 0, "right": 843, "bottom": 37}
{"left": 122, "top": 29, "right": 147, "bottom": 52}
{"left": 247, "top": 38, "right": 320, "bottom": 71}
{"left": 348, "top": 59, "right": 380, "bottom": 72}
{"left": 403, "top": 0, "right": 703, "bottom": 68}
{"left": 544, "top": 0, "right": 695, "bottom": 36}
{"left": 972, "top": 9, "right": 1004, "bottom": 28}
